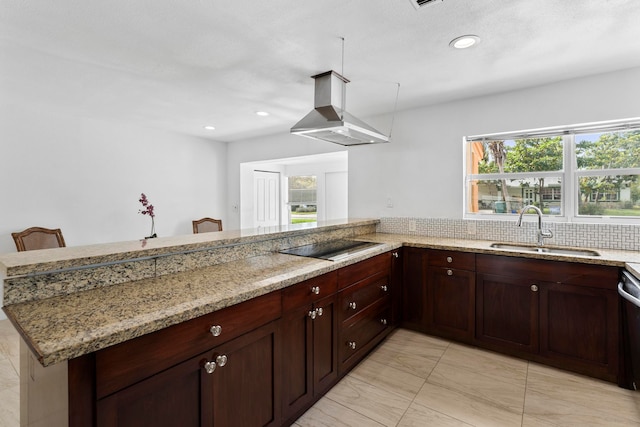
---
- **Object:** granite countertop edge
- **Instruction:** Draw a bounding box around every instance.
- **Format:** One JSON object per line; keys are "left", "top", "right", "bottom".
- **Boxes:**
{"left": 6, "top": 233, "right": 640, "bottom": 367}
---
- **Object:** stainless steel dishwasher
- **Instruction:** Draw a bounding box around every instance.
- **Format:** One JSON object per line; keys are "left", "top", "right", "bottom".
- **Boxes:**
{"left": 619, "top": 270, "right": 640, "bottom": 390}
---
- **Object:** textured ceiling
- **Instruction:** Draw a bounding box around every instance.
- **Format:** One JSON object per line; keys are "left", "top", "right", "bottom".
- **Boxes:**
{"left": 2, "top": 0, "right": 640, "bottom": 142}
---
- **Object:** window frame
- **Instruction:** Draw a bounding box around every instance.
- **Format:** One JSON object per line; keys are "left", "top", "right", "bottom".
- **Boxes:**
{"left": 463, "top": 118, "right": 640, "bottom": 224}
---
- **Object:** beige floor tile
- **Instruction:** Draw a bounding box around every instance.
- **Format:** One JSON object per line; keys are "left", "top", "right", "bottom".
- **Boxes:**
{"left": 398, "top": 401, "right": 474, "bottom": 427}
{"left": 439, "top": 343, "right": 528, "bottom": 384}
{"left": 0, "top": 358, "right": 19, "bottom": 390}
{"left": 349, "top": 357, "right": 425, "bottom": 400}
{"left": 366, "top": 331, "right": 448, "bottom": 379}
{"left": 524, "top": 388, "right": 638, "bottom": 426}
{"left": 295, "top": 396, "right": 385, "bottom": 427}
{"left": 414, "top": 381, "right": 523, "bottom": 427}
{"left": 526, "top": 363, "right": 640, "bottom": 424}
{"left": 0, "top": 335, "right": 20, "bottom": 375}
{"left": 521, "top": 413, "right": 559, "bottom": 427}
{"left": 325, "top": 375, "right": 412, "bottom": 427}
{"left": 0, "top": 383, "right": 20, "bottom": 427}
{"left": 428, "top": 350, "right": 526, "bottom": 414}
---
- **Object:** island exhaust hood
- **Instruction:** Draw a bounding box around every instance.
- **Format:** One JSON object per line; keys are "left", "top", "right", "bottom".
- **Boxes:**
{"left": 291, "top": 71, "right": 390, "bottom": 146}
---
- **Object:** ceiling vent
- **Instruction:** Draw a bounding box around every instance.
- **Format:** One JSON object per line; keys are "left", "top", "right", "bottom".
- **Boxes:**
{"left": 409, "top": 0, "right": 443, "bottom": 10}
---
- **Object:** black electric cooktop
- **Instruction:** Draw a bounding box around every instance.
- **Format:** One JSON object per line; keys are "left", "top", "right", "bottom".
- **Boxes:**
{"left": 279, "top": 239, "right": 382, "bottom": 261}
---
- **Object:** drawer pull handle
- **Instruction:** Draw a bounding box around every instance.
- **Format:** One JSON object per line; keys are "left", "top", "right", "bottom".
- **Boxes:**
{"left": 531, "top": 284, "right": 539, "bottom": 292}
{"left": 392, "top": 252, "right": 399, "bottom": 258}
{"left": 311, "top": 286, "right": 320, "bottom": 295}
{"left": 349, "top": 301, "right": 357, "bottom": 310}
{"left": 348, "top": 341, "right": 357, "bottom": 350}
{"left": 316, "top": 307, "right": 324, "bottom": 317}
{"left": 308, "top": 309, "right": 317, "bottom": 319}
{"left": 447, "top": 269, "right": 453, "bottom": 276}
{"left": 380, "top": 318, "right": 388, "bottom": 325}
{"left": 203, "top": 354, "right": 228, "bottom": 374}
{"left": 210, "top": 325, "right": 222, "bottom": 337}
{"left": 447, "top": 256, "right": 453, "bottom": 263}
{"left": 381, "top": 285, "right": 388, "bottom": 292}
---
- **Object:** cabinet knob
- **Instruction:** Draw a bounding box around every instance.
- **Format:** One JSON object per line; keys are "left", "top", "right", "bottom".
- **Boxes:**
{"left": 348, "top": 301, "right": 357, "bottom": 310}
{"left": 311, "top": 286, "right": 320, "bottom": 295}
{"left": 380, "top": 318, "right": 388, "bottom": 325}
{"left": 392, "top": 252, "right": 399, "bottom": 258}
{"left": 203, "top": 354, "right": 228, "bottom": 374}
{"left": 531, "top": 284, "right": 539, "bottom": 292}
{"left": 308, "top": 309, "right": 317, "bottom": 319}
{"left": 316, "top": 307, "right": 324, "bottom": 317}
{"left": 348, "top": 341, "right": 357, "bottom": 350}
{"left": 381, "top": 284, "right": 388, "bottom": 292}
{"left": 216, "top": 354, "right": 228, "bottom": 367}
{"left": 210, "top": 325, "right": 222, "bottom": 337}
{"left": 204, "top": 360, "right": 216, "bottom": 374}
{"left": 447, "top": 256, "right": 453, "bottom": 263}
{"left": 447, "top": 269, "right": 453, "bottom": 276}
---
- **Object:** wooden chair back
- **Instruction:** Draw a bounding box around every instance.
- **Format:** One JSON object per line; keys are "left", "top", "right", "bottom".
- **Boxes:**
{"left": 192, "top": 218, "right": 223, "bottom": 234}
{"left": 12, "top": 226, "right": 66, "bottom": 252}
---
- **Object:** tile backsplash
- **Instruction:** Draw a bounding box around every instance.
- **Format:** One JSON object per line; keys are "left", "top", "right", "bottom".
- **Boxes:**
{"left": 378, "top": 217, "right": 640, "bottom": 252}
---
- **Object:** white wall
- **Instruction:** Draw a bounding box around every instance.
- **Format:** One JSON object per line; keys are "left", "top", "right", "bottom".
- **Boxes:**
{"left": 228, "top": 67, "right": 640, "bottom": 223}
{"left": 0, "top": 104, "right": 228, "bottom": 254}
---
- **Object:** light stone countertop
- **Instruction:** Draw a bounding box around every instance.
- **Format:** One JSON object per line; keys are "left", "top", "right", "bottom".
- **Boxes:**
{"left": 5, "top": 231, "right": 640, "bottom": 368}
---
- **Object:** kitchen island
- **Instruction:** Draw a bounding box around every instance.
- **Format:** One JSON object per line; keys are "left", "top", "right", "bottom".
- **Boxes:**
{"left": 3, "top": 219, "right": 640, "bottom": 426}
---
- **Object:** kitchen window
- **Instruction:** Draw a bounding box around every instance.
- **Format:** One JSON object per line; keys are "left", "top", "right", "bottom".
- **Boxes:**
{"left": 464, "top": 118, "right": 640, "bottom": 222}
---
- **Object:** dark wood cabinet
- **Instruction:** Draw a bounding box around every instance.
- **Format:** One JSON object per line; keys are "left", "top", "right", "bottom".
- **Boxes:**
{"left": 539, "top": 281, "right": 619, "bottom": 381}
{"left": 426, "top": 250, "right": 475, "bottom": 343}
{"left": 475, "top": 254, "right": 620, "bottom": 382}
{"left": 401, "top": 247, "right": 428, "bottom": 332}
{"left": 281, "top": 272, "right": 338, "bottom": 423}
{"left": 476, "top": 272, "right": 539, "bottom": 354}
{"left": 337, "top": 252, "right": 393, "bottom": 375}
{"left": 89, "top": 291, "right": 283, "bottom": 427}
{"left": 97, "top": 320, "right": 281, "bottom": 427}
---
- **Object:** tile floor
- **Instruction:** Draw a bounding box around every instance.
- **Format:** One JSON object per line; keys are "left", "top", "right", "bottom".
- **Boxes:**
{"left": 0, "top": 320, "right": 639, "bottom": 426}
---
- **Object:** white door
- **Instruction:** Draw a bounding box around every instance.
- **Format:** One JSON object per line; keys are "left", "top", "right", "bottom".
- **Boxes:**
{"left": 325, "top": 171, "right": 348, "bottom": 220}
{"left": 254, "top": 170, "right": 280, "bottom": 227}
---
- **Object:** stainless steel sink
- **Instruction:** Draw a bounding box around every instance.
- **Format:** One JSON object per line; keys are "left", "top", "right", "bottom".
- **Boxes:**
{"left": 489, "top": 243, "right": 600, "bottom": 257}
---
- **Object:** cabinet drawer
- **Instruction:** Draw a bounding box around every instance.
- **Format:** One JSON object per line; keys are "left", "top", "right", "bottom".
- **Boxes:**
{"left": 339, "top": 272, "right": 390, "bottom": 325}
{"left": 428, "top": 249, "right": 475, "bottom": 270}
{"left": 283, "top": 271, "right": 338, "bottom": 311}
{"left": 96, "top": 291, "right": 282, "bottom": 399}
{"left": 339, "top": 300, "right": 391, "bottom": 369}
{"left": 338, "top": 252, "right": 391, "bottom": 289}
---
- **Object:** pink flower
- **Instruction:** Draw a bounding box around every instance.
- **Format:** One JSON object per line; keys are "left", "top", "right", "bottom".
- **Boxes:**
{"left": 138, "top": 193, "right": 155, "bottom": 218}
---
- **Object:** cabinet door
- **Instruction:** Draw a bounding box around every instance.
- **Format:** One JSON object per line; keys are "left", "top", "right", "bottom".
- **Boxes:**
{"left": 281, "top": 304, "right": 313, "bottom": 420}
{"left": 313, "top": 294, "right": 338, "bottom": 395}
{"left": 97, "top": 353, "right": 203, "bottom": 427}
{"left": 281, "top": 294, "right": 337, "bottom": 422}
{"left": 476, "top": 273, "right": 539, "bottom": 355}
{"left": 402, "top": 247, "right": 428, "bottom": 332}
{"left": 539, "top": 282, "right": 619, "bottom": 382}
{"left": 427, "top": 267, "right": 475, "bottom": 343}
{"left": 204, "top": 321, "right": 281, "bottom": 427}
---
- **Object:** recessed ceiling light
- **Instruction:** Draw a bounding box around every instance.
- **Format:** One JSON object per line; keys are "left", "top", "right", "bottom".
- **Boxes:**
{"left": 203, "top": 125, "right": 216, "bottom": 130}
{"left": 449, "top": 35, "right": 480, "bottom": 49}
{"left": 256, "top": 111, "right": 270, "bottom": 117}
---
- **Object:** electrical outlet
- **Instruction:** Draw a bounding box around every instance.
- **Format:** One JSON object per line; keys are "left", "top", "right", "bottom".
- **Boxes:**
{"left": 408, "top": 220, "right": 417, "bottom": 232}
{"left": 386, "top": 198, "right": 393, "bottom": 208}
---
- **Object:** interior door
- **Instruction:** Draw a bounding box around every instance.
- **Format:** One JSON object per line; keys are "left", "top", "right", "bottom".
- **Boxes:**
{"left": 254, "top": 170, "right": 280, "bottom": 227}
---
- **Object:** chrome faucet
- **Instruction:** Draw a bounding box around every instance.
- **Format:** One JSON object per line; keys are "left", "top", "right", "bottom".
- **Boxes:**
{"left": 516, "top": 205, "right": 553, "bottom": 246}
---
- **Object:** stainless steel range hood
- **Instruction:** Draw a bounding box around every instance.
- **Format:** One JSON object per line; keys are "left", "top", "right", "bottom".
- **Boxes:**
{"left": 291, "top": 71, "right": 390, "bottom": 146}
